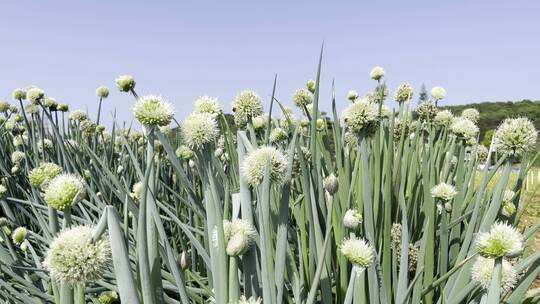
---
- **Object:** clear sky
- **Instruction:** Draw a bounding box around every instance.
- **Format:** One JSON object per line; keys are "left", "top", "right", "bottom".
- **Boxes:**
{"left": 1, "top": 1, "right": 539, "bottom": 125}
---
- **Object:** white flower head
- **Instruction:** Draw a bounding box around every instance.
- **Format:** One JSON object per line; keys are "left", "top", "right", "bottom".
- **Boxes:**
{"left": 232, "top": 90, "right": 264, "bottom": 128}
{"left": 28, "top": 162, "right": 63, "bottom": 189}
{"left": 11, "top": 151, "right": 25, "bottom": 164}
{"left": 225, "top": 219, "right": 258, "bottom": 256}
{"left": 69, "top": 110, "right": 88, "bottom": 122}
{"left": 292, "top": 88, "right": 313, "bottom": 108}
{"left": 43, "top": 226, "right": 111, "bottom": 283}
{"left": 26, "top": 87, "right": 45, "bottom": 104}
{"left": 12, "top": 88, "right": 26, "bottom": 100}
{"left": 96, "top": 86, "right": 110, "bottom": 98}
{"left": 133, "top": 95, "right": 174, "bottom": 127}
{"left": 323, "top": 174, "right": 339, "bottom": 195}
{"left": 194, "top": 96, "right": 222, "bottom": 115}
{"left": 269, "top": 127, "right": 288, "bottom": 143}
{"left": 494, "top": 117, "right": 538, "bottom": 158}
{"left": 471, "top": 256, "right": 516, "bottom": 292}
{"left": 252, "top": 113, "right": 269, "bottom": 131}
{"left": 430, "top": 86, "right": 446, "bottom": 100}
{"left": 461, "top": 108, "right": 480, "bottom": 123}
{"left": 340, "top": 236, "right": 374, "bottom": 268}
{"left": 434, "top": 110, "right": 454, "bottom": 127}
{"left": 450, "top": 117, "right": 479, "bottom": 140}
{"left": 181, "top": 112, "right": 219, "bottom": 149}
{"left": 416, "top": 102, "right": 439, "bottom": 122}
{"left": 394, "top": 83, "right": 414, "bottom": 103}
{"left": 347, "top": 90, "right": 359, "bottom": 102}
{"left": 476, "top": 222, "right": 524, "bottom": 258}
{"left": 431, "top": 183, "right": 457, "bottom": 202}
{"left": 306, "top": 79, "right": 316, "bottom": 93}
{"left": 341, "top": 100, "right": 380, "bottom": 135}
{"left": 115, "top": 75, "right": 136, "bottom": 92}
{"left": 43, "top": 174, "right": 86, "bottom": 210}
{"left": 343, "top": 209, "right": 363, "bottom": 229}
{"left": 241, "top": 146, "right": 288, "bottom": 186}
{"left": 370, "top": 66, "right": 385, "bottom": 80}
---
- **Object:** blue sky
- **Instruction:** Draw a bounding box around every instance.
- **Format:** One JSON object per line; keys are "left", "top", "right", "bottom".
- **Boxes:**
{"left": 1, "top": 1, "right": 539, "bottom": 125}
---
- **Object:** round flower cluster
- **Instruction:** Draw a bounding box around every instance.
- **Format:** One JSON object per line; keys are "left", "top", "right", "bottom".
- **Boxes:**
{"left": 176, "top": 145, "right": 194, "bottom": 160}
{"left": 450, "top": 117, "right": 479, "bottom": 141}
{"left": 131, "top": 182, "right": 144, "bottom": 201}
{"left": 323, "top": 174, "right": 339, "bottom": 195}
{"left": 25, "top": 104, "right": 39, "bottom": 114}
{"left": 341, "top": 100, "right": 380, "bottom": 135}
{"left": 340, "top": 236, "right": 374, "bottom": 269}
{"left": 493, "top": 117, "right": 538, "bottom": 158}
{"left": 43, "top": 226, "right": 111, "bottom": 283}
{"left": 232, "top": 90, "right": 264, "bottom": 128}
{"left": 43, "top": 97, "right": 58, "bottom": 110}
{"left": 343, "top": 209, "right": 362, "bottom": 229}
{"left": 11, "top": 151, "right": 25, "bottom": 164}
{"left": 69, "top": 110, "right": 88, "bottom": 122}
{"left": 430, "top": 183, "right": 457, "bottom": 202}
{"left": 416, "top": 102, "right": 438, "bottom": 122}
{"left": 394, "top": 84, "right": 414, "bottom": 103}
{"left": 476, "top": 222, "right": 523, "bottom": 258}
{"left": 96, "top": 86, "right": 110, "bottom": 98}
{"left": 306, "top": 79, "right": 316, "bottom": 93}
{"left": 0, "top": 101, "right": 10, "bottom": 113}
{"left": 133, "top": 95, "right": 174, "bottom": 127}
{"left": 433, "top": 110, "right": 454, "bottom": 127}
{"left": 43, "top": 174, "right": 86, "bottom": 210}
{"left": 241, "top": 146, "right": 288, "bottom": 186}
{"left": 80, "top": 120, "right": 97, "bottom": 135}
{"left": 193, "top": 96, "right": 222, "bottom": 115}
{"left": 115, "top": 75, "right": 136, "bottom": 92}
{"left": 270, "top": 127, "right": 288, "bottom": 143}
{"left": 461, "top": 108, "right": 480, "bottom": 123}
{"left": 292, "top": 88, "right": 313, "bottom": 108}
{"left": 347, "top": 90, "right": 359, "bottom": 102}
{"left": 430, "top": 86, "right": 446, "bottom": 100}
{"left": 214, "top": 219, "right": 258, "bottom": 257}
{"left": 26, "top": 87, "right": 45, "bottom": 104}
{"left": 12, "top": 88, "right": 26, "bottom": 100}
{"left": 28, "top": 162, "right": 63, "bottom": 189}
{"left": 58, "top": 103, "right": 69, "bottom": 112}
{"left": 370, "top": 66, "right": 385, "bottom": 80}
{"left": 471, "top": 256, "right": 516, "bottom": 292}
{"left": 252, "top": 113, "right": 269, "bottom": 131}
{"left": 181, "top": 112, "right": 219, "bottom": 149}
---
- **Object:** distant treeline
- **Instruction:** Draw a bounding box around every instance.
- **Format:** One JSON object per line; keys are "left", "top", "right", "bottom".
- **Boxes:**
{"left": 442, "top": 99, "right": 540, "bottom": 145}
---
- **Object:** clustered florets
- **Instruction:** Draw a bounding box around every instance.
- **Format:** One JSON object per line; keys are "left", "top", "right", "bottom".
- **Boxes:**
{"left": 43, "top": 226, "right": 111, "bottom": 283}
{"left": 133, "top": 95, "right": 175, "bottom": 127}
{"left": 241, "top": 146, "right": 288, "bottom": 186}
{"left": 493, "top": 117, "right": 538, "bottom": 159}
{"left": 181, "top": 112, "right": 219, "bottom": 149}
